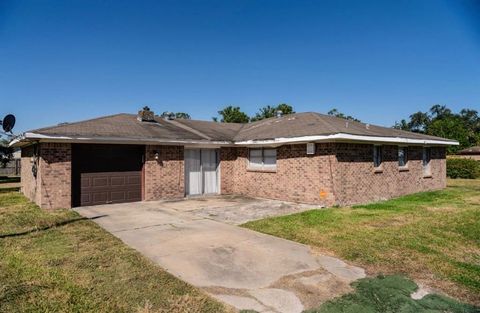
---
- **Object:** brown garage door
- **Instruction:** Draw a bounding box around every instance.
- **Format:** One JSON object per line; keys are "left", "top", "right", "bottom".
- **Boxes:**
{"left": 80, "top": 171, "right": 142, "bottom": 206}
{"left": 72, "top": 144, "right": 144, "bottom": 207}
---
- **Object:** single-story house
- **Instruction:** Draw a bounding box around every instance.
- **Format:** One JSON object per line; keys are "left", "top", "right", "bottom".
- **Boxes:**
{"left": 11, "top": 107, "right": 458, "bottom": 210}
{"left": 455, "top": 146, "right": 480, "bottom": 161}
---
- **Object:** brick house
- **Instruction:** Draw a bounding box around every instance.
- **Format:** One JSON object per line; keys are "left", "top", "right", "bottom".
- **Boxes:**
{"left": 11, "top": 108, "right": 457, "bottom": 209}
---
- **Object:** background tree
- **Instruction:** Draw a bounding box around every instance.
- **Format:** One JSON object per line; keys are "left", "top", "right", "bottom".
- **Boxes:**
{"left": 213, "top": 106, "right": 250, "bottom": 123}
{"left": 327, "top": 108, "right": 361, "bottom": 122}
{"left": 393, "top": 104, "right": 480, "bottom": 153}
{"left": 250, "top": 103, "right": 295, "bottom": 122}
{"left": 0, "top": 139, "right": 13, "bottom": 168}
{"left": 160, "top": 111, "right": 191, "bottom": 119}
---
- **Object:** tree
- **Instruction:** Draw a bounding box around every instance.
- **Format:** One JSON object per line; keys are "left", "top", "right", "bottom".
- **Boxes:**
{"left": 0, "top": 139, "right": 13, "bottom": 168}
{"left": 327, "top": 108, "right": 361, "bottom": 122}
{"left": 160, "top": 111, "right": 191, "bottom": 119}
{"left": 393, "top": 119, "right": 409, "bottom": 131}
{"left": 427, "top": 117, "right": 470, "bottom": 154}
{"left": 393, "top": 104, "right": 480, "bottom": 153}
{"left": 407, "top": 111, "right": 430, "bottom": 133}
{"left": 214, "top": 106, "right": 250, "bottom": 123}
{"left": 250, "top": 103, "right": 295, "bottom": 122}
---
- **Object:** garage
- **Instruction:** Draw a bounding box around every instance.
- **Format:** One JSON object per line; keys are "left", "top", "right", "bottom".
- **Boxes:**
{"left": 72, "top": 144, "right": 144, "bottom": 207}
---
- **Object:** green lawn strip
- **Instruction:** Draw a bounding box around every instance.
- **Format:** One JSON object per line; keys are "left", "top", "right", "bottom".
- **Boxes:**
{"left": 0, "top": 191, "right": 226, "bottom": 313}
{"left": 242, "top": 179, "right": 480, "bottom": 303}
{"left": 305, "top": 275, "right": 479, "bottom": 313}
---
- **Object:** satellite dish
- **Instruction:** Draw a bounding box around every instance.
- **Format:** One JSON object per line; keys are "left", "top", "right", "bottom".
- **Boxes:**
{"left": 1, "top": 114, "right": 16, "bottom": 132}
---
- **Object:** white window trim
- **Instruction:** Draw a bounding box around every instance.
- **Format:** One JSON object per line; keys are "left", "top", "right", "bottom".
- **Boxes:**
{"left": 248, "top": 148, "right": 277, "bottom": 172}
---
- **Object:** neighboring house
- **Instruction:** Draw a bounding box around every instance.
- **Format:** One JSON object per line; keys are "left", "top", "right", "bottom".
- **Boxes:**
{"left": 0, "top": 149, "right": 21, "bottom": 176}
{"left": 11, "top": 107, "right": 457, "bottom": 210}
{"left": 455, "top": 146, "right": 480, "bottom": 161}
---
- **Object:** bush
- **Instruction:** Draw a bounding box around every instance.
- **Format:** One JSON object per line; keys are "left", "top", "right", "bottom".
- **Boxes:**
{"left": 446, "top": 158, "right": 480, "bottom": 179}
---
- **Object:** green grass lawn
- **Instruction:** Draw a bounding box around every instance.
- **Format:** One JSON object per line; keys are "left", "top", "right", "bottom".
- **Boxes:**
{"left": 243, "top": 179, "right": 480, "bottom": 306}
{"left": 0, "top": 191, "right": 227, "bottom": 313}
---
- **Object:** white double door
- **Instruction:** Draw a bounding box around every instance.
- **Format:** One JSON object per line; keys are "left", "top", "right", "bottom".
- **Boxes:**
{"left": 185, "top": 149, "right": 219, "bottom": 196}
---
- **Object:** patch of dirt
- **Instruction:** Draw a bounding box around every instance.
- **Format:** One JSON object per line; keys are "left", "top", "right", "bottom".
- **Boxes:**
{"left": 425, "top": 206, "right": 459, "bottom": 213}
{"left": 465, "top": 195, "right": 480, "bottom": 205}
{"left": 268, "top": 268, "right": 354, "bottom": 310}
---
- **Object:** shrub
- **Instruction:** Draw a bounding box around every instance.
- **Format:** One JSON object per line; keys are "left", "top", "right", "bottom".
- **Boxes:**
{"left": 446, "top": 158, "right": 480, "bottom": 179}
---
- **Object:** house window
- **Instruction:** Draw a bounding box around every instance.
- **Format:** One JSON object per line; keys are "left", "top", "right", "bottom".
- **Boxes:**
{"left": 398, "top": 147, "right": 408, "bottom": 168}
{"left": 423, "top": 147, "right": 431, "bottom": 176}
{"left": 373, "top": 145, "right": 382, "bottom": 169}
{"left": 248, "top": 148, "right": 277, "bottom": 171}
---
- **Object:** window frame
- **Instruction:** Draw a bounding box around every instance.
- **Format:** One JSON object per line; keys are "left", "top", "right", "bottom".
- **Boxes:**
{"left": 373, "top": 145, "right": 383, "bottom": 171}
{"left": 398, "top": 146, "right": 409, "bottom": 170}
{"left": 248, "top": 148, "right": 277, "bottom": 172}
{"left": 422, "top": 147, "right": 432, "bottom": 177}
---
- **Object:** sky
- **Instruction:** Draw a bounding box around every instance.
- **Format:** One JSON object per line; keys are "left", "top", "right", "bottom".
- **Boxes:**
{"left": 1, "top": 0, "right": 479, "bottom": 133}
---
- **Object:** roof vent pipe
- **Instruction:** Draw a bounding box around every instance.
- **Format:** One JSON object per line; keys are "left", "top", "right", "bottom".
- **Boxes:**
{"left": 137, "top": 106, "right": 155, "bottom": 122}
{"left": 276, "top": 110, "right": 283, "bottom": 118}
{"left": 366, "top": 123, "right": 370, "bottom": 130}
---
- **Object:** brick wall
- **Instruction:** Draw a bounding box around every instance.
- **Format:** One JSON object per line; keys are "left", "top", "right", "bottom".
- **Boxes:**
{"left": 333, "top": 144, "right": 446, "bottom": 206}
{"left": 220, "top": 144, "right": 337, "bottom": 206}
{"left": 144, "top": 145, "right": 185, "bottom": 200}
{"left": 38, "top": 143, "right": 72, "bottom": 209}
{"left": 220, "top": 143, "right": 446, "bottom": 206}
{"left": 21, "top": 145, "right": 39, "bottom": 204}
{"left": 21, "top": 143, "right": 72, "bottom": 209}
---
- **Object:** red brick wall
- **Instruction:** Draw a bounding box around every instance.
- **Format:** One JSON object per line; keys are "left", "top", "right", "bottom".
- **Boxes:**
{"left": 333, "top": 144, "right": 446, "bottom": 206}
{"left": 144, "top": 145, "right": 185, "bottom": 200}
{"left": 220, "top": 144, "right": 337, "bottom": 206}
{"left": 21, "top": 143, "right": 72, "bottom": 209}
{"left": 21, "top": 145, "right": 40, "bottom": 204}
{"left": 220, "top": 143, "right": 446, "bottom": 206}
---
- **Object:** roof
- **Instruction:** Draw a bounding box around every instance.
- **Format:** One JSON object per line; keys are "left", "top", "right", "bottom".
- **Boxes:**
{"left": 11, "top": 111, "right": 458, "bottom": 147}
{"left": 457, "top": 146, "right": 480, "bottom": 155}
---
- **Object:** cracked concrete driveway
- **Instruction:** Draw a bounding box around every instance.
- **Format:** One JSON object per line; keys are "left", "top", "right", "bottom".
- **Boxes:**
{"left": 75, "top": 196, "right": 365, "bottom": 313}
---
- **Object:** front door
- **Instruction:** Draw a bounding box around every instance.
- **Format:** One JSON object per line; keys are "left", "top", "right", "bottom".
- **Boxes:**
{"left": 185, "top": 149, "right": 219, "bottom": 196}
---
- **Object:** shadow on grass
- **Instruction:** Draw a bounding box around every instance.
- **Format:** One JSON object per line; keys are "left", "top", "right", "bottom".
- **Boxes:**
{"left": 0, "top": 187, "right": 20, "bottom": 193}
{"left": 0, "top": 215, "right": 107, "bottom": 239}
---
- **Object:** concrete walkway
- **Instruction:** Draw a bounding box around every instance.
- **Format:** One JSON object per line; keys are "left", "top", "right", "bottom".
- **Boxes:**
{"left": 75, "top": 196, "right": 365, "bottom": 313}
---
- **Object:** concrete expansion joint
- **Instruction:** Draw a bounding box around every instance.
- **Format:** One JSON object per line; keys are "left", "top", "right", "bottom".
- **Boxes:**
{"left": 112, "top": 222, "right": 175, "bottom": 233}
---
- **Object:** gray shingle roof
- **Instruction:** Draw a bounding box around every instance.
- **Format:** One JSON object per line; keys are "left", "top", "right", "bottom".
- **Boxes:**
{"left": 22, "top": 111, "right": 456, "bottom": 144}
{"left": 457, "top": 146, "right": 480, "bottom": 155}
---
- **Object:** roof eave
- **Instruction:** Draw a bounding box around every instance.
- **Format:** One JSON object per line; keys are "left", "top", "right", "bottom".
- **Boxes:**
{"left": 9, "top": 132, "right": 233, "bottom": 147}
{"left": 10, "top": 131, "right": 458, "bottom": 148}
{"left": 234, "top": 133, "right": 459, "bottom": 146}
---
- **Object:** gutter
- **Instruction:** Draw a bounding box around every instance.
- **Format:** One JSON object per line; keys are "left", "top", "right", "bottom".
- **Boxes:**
{"left": 233, "top": 133, "right": 459, "bottom": 146}
{"left": 9, "top": 131, "right": 459, "bottom": 148}
{"left": 9, "top": 132, "right": 231, "bottom": 147}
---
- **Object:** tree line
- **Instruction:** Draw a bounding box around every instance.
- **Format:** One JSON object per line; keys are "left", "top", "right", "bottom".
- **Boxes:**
{"left": 393, "top": 105, "right": 479, "bottom": 153}
{"left": 165, "top": 103, "right": 479, "bottom": 154}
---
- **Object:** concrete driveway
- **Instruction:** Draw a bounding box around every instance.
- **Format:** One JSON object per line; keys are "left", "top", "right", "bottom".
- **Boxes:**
{"left": 75, "top": 196, "right": 365, "bottom": 313}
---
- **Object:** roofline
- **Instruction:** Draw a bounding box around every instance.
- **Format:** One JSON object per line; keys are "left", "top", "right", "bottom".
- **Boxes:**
{"left": 10, "top": 131, "right": 458, "bottom": 148}
{"left": 9, "top": 132, "right": 231, "bottom": 147}
{"left": 234, "top": 133, "right": 459, "bottom": 146}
